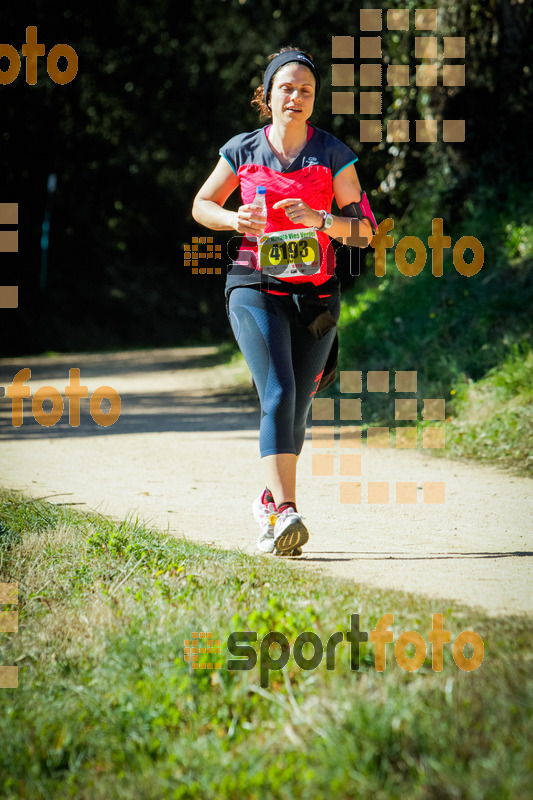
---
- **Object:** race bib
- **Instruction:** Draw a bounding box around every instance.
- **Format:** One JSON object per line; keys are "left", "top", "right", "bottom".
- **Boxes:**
{"left": 258, "top": 228, "right": 320, "bottom": 278}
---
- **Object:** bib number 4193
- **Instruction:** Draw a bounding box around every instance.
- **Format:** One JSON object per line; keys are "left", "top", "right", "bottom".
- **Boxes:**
{"left": 259, "top": 228, "right": 320, "bottom": 277}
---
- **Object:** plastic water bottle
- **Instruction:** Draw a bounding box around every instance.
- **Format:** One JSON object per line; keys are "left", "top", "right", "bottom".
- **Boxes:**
{"left": 250, "top": 185, "right": 267, "bottom": 241}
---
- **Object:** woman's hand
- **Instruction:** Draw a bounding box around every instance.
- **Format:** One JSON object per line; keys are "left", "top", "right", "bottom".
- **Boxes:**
{"left": 272, "top": 198, "right": 323, "bottom": 229}
{"left": 234, "top": 204, "right": 267, "bottom": 236}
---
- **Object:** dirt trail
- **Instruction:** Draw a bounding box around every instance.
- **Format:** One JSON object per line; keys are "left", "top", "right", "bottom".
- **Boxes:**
{"left": 1, "top": 347, "right": 531, "bottom": 617}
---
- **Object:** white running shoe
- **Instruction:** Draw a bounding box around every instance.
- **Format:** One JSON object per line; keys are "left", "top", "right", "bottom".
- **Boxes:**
{"left": 252, "top": 494, "right": 278, "bottom": 553}
{"left": 273, "top": 507, "right": 309, "bottom": 555}
{"left": 252, "top": 495, "right": 303, "bottom": 556}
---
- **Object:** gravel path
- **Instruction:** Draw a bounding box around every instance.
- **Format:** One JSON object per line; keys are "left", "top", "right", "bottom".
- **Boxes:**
{"left": 1, "top": 347, "right": 531, "bottom": 617}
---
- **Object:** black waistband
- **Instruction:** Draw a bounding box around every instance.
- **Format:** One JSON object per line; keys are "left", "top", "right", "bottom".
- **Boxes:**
{"left": 225, "top": 268, "right": 340, "bottom": 341}
{"left": 224, "top": 266, "right": 340, "bottom": 299}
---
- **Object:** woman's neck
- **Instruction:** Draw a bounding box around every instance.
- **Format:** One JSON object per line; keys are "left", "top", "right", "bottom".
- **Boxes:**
{"left": 267, "top": 119, "right": 309, "bottom": 159}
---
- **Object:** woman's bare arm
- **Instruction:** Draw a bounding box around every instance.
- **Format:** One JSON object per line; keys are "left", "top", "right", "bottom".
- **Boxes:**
{"left": 192, "top": 158, "right": 241, "bottom": 231}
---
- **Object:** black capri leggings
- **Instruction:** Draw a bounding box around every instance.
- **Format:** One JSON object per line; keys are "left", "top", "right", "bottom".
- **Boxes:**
{"left": 228, "top": 287, "right": 340, "bottom": 457}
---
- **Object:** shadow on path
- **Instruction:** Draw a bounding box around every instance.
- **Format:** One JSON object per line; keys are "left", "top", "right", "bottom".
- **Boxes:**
{"left": 0, "top": 347, "right": 259, "bottom": 440}
{"left": 302, "top": 551, "right": 533, "bottom": 562}
{"left": 0, "top": 390, "right": 259, "bottom": 439}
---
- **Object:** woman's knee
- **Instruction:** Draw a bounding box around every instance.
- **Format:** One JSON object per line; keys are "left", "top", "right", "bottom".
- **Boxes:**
{"left": 262, "top": 381, "right": 296, "bottom": 421}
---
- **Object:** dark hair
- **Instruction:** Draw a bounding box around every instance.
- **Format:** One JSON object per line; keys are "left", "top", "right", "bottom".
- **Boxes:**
{"left": 251, "top": 46, "right": 316, "bottom": 119}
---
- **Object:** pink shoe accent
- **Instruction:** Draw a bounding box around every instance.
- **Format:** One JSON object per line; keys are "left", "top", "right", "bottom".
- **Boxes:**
{"left": 261, "top": 489, "right": 277, "bottom": 509}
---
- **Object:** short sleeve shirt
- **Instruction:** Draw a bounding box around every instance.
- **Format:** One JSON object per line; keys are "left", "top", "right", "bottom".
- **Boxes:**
{"left": 219, "top": 124, "right": 358, "bottom": 285}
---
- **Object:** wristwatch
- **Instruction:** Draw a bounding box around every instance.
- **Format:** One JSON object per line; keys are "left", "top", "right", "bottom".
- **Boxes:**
{"left": 317, "top": 210, "right": 333, "bottom": 230}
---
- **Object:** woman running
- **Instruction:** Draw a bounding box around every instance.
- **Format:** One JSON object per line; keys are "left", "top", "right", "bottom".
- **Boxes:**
{"left": 192, "top": 46, "right": 377, "bottom": 556}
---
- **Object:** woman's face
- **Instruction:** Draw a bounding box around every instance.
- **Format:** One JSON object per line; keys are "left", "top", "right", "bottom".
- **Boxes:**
{"left": 269, "top": 63, "right": 315, "bottom": 124}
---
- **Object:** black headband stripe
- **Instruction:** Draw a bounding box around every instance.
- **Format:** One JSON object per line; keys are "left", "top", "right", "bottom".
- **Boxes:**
{"left": 263, "top": 51, "right": 321, "bottom": 107}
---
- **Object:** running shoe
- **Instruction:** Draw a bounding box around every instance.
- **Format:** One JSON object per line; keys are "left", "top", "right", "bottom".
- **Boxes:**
{"left": 252, "top": 495, "right": 303, "bottom": 556}
{"left": 273, "top": 507, "right": 309, "bottom": 555}
{"left": 252, "top": 494, "right": 278, "bottom": 553}
{"left": 284, "top": 546, "right": 303, "bottom": 557}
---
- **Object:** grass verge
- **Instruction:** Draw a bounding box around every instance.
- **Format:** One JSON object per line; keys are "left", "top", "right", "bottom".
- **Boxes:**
{"left": 0, "top": 490, "right": 531, "bottom": 799}
{"left": 447, "top": 343, "right": 533, "bottom": 474}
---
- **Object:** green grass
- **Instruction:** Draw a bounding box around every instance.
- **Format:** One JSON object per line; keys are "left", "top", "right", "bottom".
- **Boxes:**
{"left": 1, "top": 491, "right": 532, "bottom": 799}
{"left": 447, "top": 343, "right": 533, "bottom": 473}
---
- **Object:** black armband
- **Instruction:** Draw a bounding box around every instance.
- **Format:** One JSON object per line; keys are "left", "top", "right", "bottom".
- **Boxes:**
{"left": 341, "top": 191, "right": 378, "bottom": 235}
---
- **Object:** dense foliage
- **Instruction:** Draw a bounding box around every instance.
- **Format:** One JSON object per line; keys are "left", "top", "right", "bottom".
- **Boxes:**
{"left": 1, "top": 0, "right": 531, "bottom": 360}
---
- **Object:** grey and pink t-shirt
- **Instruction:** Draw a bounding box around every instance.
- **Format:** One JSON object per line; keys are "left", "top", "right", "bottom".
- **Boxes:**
{"left": 220, "top": 123, "right": 358, "bottom": 286}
